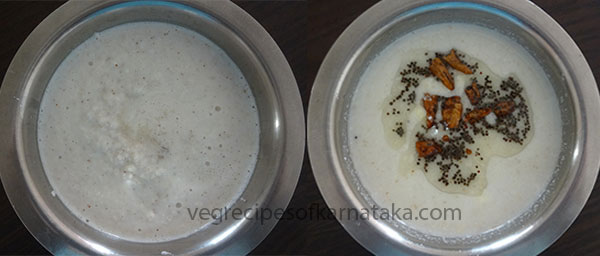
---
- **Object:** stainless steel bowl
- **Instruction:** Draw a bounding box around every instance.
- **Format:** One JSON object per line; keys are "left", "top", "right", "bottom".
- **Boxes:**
{"left": 0, "top": 0, "right": 304, "bottom": 254}
{"left": 308, "top": 0, "right": 599, "bottom": 255}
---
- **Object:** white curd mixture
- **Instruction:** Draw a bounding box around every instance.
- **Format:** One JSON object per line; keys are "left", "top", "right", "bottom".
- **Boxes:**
{"left": 38, "top": 22, "right": 259, "bottom": 242}
{"left": 348, "top": 23, "right": 562, "bottom": 236}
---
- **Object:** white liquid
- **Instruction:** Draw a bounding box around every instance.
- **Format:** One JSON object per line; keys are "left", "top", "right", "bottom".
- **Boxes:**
{"left": 381, "top": 51, "right": 532, "bottom": 196}
{"left": 38, "top": 22, "right": 259, "bottom": 242}
{"left": 348, "top": 23, "right": 562, "bottom": 236}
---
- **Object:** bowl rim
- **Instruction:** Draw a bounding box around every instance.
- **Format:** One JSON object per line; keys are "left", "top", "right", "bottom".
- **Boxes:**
{"left": 0, "top": 0, "right": 305, "bottom": 254}
{"left": 308, "top": 0, "right": 599, "bottom": 255}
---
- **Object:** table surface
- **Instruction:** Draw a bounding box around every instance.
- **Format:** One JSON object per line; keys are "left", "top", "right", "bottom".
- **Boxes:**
{"left": 0, "top": 0, "right": 598, "bottom": 255}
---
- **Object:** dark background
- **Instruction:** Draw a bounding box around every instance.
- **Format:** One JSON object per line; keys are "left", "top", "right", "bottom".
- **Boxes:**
{"left": 0, "top": 0, "right": 598, "bottom": 255}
